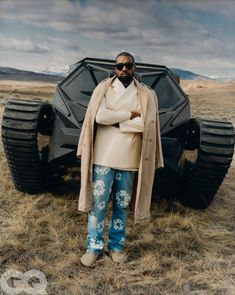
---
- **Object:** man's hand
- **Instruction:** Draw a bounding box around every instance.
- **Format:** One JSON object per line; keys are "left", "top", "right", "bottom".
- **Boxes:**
{"left": 130, "top": 112, "right": 140, "bottom": 120}
{"left": 111, "top": 112, "right": 140, "bottom": 127}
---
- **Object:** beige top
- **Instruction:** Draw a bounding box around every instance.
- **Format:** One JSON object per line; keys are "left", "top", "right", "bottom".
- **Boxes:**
{"left": 93, "top": 78, "right": 144, "bottom": 170}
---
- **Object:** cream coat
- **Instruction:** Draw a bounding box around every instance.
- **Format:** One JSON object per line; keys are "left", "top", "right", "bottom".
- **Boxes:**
{"left": 94, "top": 79, "right": 143, "bottom": 170}
{"left": 76, "top": 76, "right": 164, "bottom": 224}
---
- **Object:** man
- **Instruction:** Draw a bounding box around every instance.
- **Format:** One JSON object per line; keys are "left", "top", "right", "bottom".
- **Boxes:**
{"left": 77, "top": 52, "right": 163, "bottom": 268}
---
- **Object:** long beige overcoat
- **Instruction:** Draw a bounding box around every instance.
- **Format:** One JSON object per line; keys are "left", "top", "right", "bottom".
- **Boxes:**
{"left": 76, "top": 76, "right": 164, "bottom": 224}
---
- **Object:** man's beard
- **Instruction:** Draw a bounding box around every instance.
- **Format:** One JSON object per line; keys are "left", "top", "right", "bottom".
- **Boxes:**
{"left": 118, "top": 74, "right": 133, "bottom": 84}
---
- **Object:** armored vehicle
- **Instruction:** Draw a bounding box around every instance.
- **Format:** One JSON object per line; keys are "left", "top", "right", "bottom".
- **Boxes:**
{"left": 2, "top": 58, "right": 234, "bottom": 209}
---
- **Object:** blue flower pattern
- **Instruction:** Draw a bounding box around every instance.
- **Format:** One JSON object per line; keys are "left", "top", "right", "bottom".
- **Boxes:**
{"left": 86, "top": 165, "right": 135, "bottom": 254}
{"left": 116, "top": 190, "right": 131, "bottom": 207}
{"left": 93, "top": 179, "right": 105, "bottom": 197}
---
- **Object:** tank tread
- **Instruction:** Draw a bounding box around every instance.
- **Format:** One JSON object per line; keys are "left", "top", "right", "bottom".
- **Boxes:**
{"left": 200, "top": 127, "right": 234, "bottom": 136}
{"left": 197, "top": 161, "right": 230, "bottom": 171}
{"left": 2, "top": 138, "right": 38, "bottom": 147}
{"left": 201, "top": 134, "right": 234, "bottom": 145}
{"left": 2, "top": 129, "right": 37, "bottom": 140}
{"left": 201, "top": 119, "right": 232, "bottom": 128}
{"left": 1, "top": 99, "right": 51, "bottom": 194}
{"left": 200, "top": 145, "right": 233, "bottom": 155}
{"left": 198, "top": 153, "right": 233, "bottom": 164}
{"left": 5, "top": 153, "right": 40, "bottom": 160}
{"left": 4, "top": 146, "right": 39, "bottom": 154}
{"left": 6, "top": 104, "right": 42, "bottom": 112}
{"left": 7, "top": 156, "right": 40, "bottom": 163}
{"left": 180, "top": 118, "right": 234, "bottom": 209}
{"left": 3, "top": 110, "right": 40, "bottom": 121}
{"left": 7, "top": 99, "right": 42, "bottom": 106}
{"left": 2, "top": 120, "right": 38, "bottom": 131}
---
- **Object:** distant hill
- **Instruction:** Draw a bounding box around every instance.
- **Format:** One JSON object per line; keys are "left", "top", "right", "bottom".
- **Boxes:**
{"left": 0, "top": 66, "right": 212, "bottom": 82}
{"left": 0, "top": 67, "right": 62, "bottom": 83}
{"left": 170, "top": 68, "right": 211, "bottom": 80}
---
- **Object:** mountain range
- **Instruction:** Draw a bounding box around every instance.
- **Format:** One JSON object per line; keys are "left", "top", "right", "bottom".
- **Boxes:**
{"left": 0, "top": 66, "right": 229, "bottom": 82}
{"left": 0, "top": 67, "right": 62, "bottom": 83}
{"left": 170, "top": 68, "right": 211, "bottom": 80}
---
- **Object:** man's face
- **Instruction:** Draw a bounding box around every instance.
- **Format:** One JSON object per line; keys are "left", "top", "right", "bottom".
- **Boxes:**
{"left": 115, "top": 55, "right": 135, "bottom": 83}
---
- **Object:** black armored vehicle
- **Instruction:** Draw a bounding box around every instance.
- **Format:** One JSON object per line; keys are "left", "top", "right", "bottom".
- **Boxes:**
{"left": 2, "top": 58, "right": 234, "bottom": 209}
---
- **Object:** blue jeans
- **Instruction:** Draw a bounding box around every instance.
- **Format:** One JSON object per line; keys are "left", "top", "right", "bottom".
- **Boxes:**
{"left": 86, "top": 164, "right": 135, "bottom": 254}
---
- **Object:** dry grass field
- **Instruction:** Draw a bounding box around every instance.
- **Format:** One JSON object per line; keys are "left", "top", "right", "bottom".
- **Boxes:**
{"left": 0, "top": 79, "right": 234, "bottom": 295}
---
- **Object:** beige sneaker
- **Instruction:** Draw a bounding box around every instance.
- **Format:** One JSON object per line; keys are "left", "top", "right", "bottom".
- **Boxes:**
{"left": 80, "top": 252, "right": 101, "bottom": 267}
{"left": 109, "top": 250, "right": 127, "bottom": 263}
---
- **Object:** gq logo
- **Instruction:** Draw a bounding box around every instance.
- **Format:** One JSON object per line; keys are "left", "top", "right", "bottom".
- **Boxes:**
{"left": 0, "top": 269, "right": 47, "bottom": 295}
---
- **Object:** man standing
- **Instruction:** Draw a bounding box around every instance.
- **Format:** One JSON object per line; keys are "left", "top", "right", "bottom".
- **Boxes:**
{"left": 77, "top": 52, "right": 163, "bottom": 267}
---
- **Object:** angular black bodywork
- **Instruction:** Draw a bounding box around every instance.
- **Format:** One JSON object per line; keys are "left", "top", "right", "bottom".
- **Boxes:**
{"left": 2, "top": 58, "right": 234, "bottom": 209}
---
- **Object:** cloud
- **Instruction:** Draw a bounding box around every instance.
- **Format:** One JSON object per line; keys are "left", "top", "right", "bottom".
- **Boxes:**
{"left": 0, "top": 35, "right": 50, "bottom": 53}
{"left": 0, "top": 0, "right": 231, "bottom": 52}
{"left": 0, "top": 0, "right": 234, "bottom": 78}
{"left": 176, "top": 0, "right": 235, "bottom": 17}
{"left": 0, "top": 0, "right": 82, "bottom": 31}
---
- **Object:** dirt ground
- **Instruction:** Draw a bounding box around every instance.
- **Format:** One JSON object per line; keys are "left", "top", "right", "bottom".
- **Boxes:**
{"left": 0, "top": 79, "right": 234, "bottom": 295}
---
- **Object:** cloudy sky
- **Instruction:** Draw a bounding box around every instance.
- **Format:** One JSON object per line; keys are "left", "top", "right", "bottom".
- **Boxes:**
{"left": 0, "top": 0, "right": 234, "bottom": 78}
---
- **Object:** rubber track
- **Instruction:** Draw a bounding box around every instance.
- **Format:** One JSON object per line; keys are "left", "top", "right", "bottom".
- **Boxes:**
{"left": 180, "top": 119, "right": 235, "bottom": 209}
{"left": 2, "top": 99, "right": 46, "bottom": 194}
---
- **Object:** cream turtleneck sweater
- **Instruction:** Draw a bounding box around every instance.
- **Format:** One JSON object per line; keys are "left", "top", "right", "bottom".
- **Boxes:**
{"left": 93, "top": 78, "right": 144, "bottom": 171}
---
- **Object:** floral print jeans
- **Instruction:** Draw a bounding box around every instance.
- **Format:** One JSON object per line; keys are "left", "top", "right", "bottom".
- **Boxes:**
{"left": 86, "top": 164, "right": 135, "bottom": 254}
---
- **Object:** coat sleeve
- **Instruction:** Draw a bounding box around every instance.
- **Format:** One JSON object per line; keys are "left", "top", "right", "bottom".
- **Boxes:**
{"left": 119, "top": 116, "right": 144, "bottom": 133}
{"left": 95, "top": 96, "right": 131, "bottom": 125}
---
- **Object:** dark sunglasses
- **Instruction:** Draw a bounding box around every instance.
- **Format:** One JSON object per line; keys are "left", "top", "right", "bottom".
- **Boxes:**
{"left": 115, "top": 62, "right": 135, "bottom": 71}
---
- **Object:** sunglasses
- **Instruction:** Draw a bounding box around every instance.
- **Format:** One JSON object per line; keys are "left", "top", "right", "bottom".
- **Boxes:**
{"left": 115, "top": 62, "right": 135, "bottom": 71}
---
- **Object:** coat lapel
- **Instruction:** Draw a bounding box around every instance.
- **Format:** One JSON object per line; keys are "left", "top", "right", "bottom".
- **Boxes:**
{"left": 112, "top": 78, "right": 136, "bottom": 101}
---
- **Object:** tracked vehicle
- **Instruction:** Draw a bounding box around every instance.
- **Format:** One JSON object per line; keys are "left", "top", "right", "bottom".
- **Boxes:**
{"left": 1, "top": 58, "right": 234, "bottom": 209}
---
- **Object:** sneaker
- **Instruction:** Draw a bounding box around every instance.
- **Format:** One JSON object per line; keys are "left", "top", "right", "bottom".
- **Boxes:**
{"left": 80, "top": 252, "right": 101, "bottom": 268}
{"left": 109, "top": 250, "right": 127, "bottom": 263}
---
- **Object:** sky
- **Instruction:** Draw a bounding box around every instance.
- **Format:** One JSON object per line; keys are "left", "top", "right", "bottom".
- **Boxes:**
{"left": 0, "top": 0, "right": 235, "bottom": 78}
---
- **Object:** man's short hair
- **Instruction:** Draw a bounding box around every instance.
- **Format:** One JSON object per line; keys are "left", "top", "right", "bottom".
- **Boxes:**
{"left": 115, "top": 52, "right": 135, "bottom": 63}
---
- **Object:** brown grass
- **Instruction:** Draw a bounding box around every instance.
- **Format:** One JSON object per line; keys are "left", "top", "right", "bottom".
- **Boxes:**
{"left": 0, "top": 80, "right": 234, "bottom": 295}
{"left": 0, "top": 80, "right": 55, "bottom": 103}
